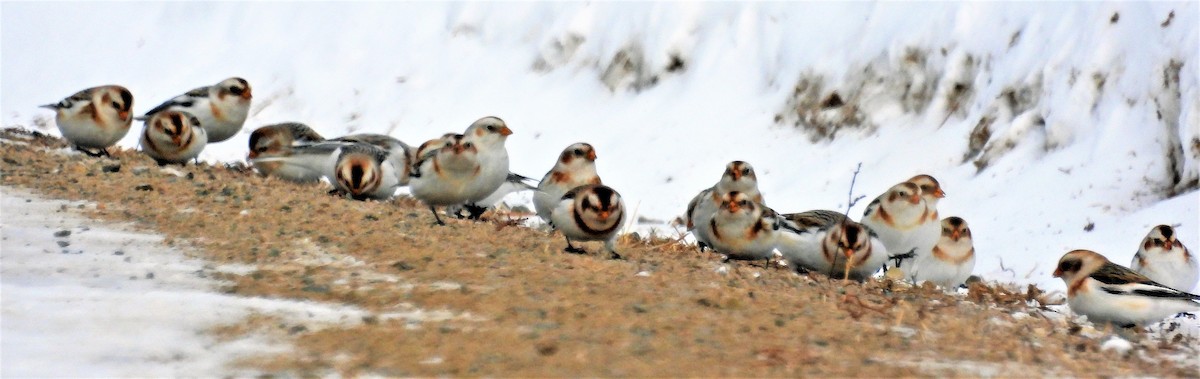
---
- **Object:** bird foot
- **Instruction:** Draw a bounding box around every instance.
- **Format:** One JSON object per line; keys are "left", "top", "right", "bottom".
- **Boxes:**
{"left": 564, "top": 246, "right": 588, "bottom": 255}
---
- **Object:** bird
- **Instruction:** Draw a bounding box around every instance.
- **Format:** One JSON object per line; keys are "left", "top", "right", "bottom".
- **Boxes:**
{"left": 1131, "top": 225, "right": 1197, "bottom": 292}
{"left": 248, "top": 140, "right": 345, "bottom": 184}
{"left": 139, "top": 110, "right": 207, "bottom": 165}
{"left": 686, "top": 161, "right": 766, "bottom": 252}
{"left": 909, "top": 216, "right": 976, "bottom": 288}
{"left": 705, "top": 191, "right": 783, "bottom": 262}
{"left": 448, "top": 173, "right": 538, "bottom": 219}
{"left": 549, "top": 184, "right": 626, "bottom": 259}
{"left": 776, "top": 210, "right": 888, "bottom": 281}
{"left": 39, "top": 85, "right": 134, "bottom": 156}
{"left": 140, "top": 77, "right": 252, "bottom": 143}
{"left": 534, "top": 142, "right": 603, "bottom": 224}
{"left": 860, "top": 181, "right": 940, "bottom": 273}
{"left": 247, "top": 122, "right": 327, "bottom": 182}
{"left": 328, "top": 133, "right": 414, "bottom": 186}
{"left": 1053, "top": 249, "right": 1199, "bottom": 327}
{"left": 906, "top": 174, "right": 946, "bottom": 208}
{"left": 330, "top": 142, "right": 402, "bottom": 201}
{"left": 409, "top": 117, "right": 512, "bottom": 224}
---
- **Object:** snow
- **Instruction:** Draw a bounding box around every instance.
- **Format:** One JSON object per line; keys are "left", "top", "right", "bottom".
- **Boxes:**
{"left": 0, "top": 187, "right": 367, "bottom": 377}
{"left": 1100, "top": 336, "right": 1134, "bottom": 354}
{"left": 1, "top": 0, "right": 1197, "bottom": 338}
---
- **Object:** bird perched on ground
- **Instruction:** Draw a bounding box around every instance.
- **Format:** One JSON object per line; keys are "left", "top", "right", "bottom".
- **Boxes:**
{"left": 139, "top": 110, "right": 207, "bottom": 165}
{"left": 329, "top": 133, "right": 413, "bottom": 186}
{"left": 549, "top": 184, "right": 626, "bottom": 259}
{"left": 140, "top": 77, "right": 251, "bottom": 143}
{"left": 409, "top": 117, "right": 512, "bottom": 224}
{"left": 39, "top": 85, "right": 134, "bottom": 156}
{"left": 247, "top": 122, "right": 327, "bottom": 182}
{"left": 686, "top": 161, "right": 766, "bottom": 252}
{"left": 330, "top": 142, "right": 402, "bottom": 200}
{"left": 449, "top": 173, "right": 538, "bottom": 219}
{"left": 777, "top": 210, "right": 888, "bottom": 281}
{"left": 906, "top": 174, "right": 946, "bottom": 209}
{"left": 1053, "top": 249, "right": 1200, "bottom": 327}
{"left": 860, "top": 181, "right": 940, "bottom": 273}
{"left": 1131, "top": 225, "right": 1197, "bottom": 292}
{"left": 909, "top": 217, "right": 976, "bottom": 288}
{"left": 706, "top": 191, "right": 783, "bottom": 263}
{"left": 535, "top": 143, "right": 603, "bottom": 224}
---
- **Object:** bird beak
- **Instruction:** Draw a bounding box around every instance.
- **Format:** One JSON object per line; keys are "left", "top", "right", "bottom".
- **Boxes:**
{"left": 842, "top": 247, "right": 855, "bottom": 258}
{"left": 453, "top": 144, "right": 465, "bottom": 154}
{"left": 951, "top": 230, "right": 960, "bottom": 240}
{"left": 597, "top": 210, "right": 610, "bottom": 221}
{"left": 498, "top": 126, "right": 513, "bottom": 136}
{"left": 119, "top": 110, "right": 130, "bottom": 120}
{"left": 586, "top": 150, "right": 597, "bottom": 161}
{"left": 1052, "top": 268, "right": 1063, "bottom": 278}
{"left": 248, "top": 150, "right": 259, "bottom": 159}
{"left": 241, "top": 88, "right": 253, "bottom": 100}
{"left": 731, "top": 170, "right": 741, "bottom": 180}
{"left": 39, "top": 104, "right": 58, "bottom": 110}
{"left": 934, "top": 188, "right": 946, "bottom": 198}
{"left": 909, "top": 195, "right": 921, "bottom": 205}
{"left": 727, "top": 202, "right": 741, "bottom": 213}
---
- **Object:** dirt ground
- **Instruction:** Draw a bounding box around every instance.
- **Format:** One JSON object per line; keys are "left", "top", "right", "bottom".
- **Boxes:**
{"left": 1, "top": 128, "right": 1196, "bottom": 377}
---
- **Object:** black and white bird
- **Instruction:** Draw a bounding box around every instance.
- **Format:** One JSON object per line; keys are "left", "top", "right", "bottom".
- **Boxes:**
{"left": 549, "top": 184, "right": 626, "bottom": 259}
{"left": 909, "top": 217, "right": 976, "bottom": 288}
{"left": 860, "top": 181, "right": 940, "bottom": 273}
{"left": 1131, "top": 225, "right": 1197, "bottom": 292}
{"left": 140, "top": 77, "right": 251, "bottom": 143}
{"left": 705, "top": 191, "right": 782, "bottom": 262}
{"left": 40, "top": 85, "right": 134, "bottom": 156}
{"left": 686, "top": 161, "right": 766, "bottom": 252}
{"left": 329, "top": 133, "right": 414, "bottom": 187}
{"left": 247, "top": 122, "right": 327, "bottom": 182}
{"left": 777, "top": 210, "right": 888, "bottom": 281}
{"left": 330, "top": 142, "right": 402, "bottom": 201}
{"left": 535, "top": 142, "right": 603, "bottom": 224}
{"left": 1053, "top": 249, "right": 1200, "bottom": 327}
{"left": 409, "top": 117, "right": 513, "bottom": 224}
{"left": 139, "top": 110, "right": 207, "bottom": 165}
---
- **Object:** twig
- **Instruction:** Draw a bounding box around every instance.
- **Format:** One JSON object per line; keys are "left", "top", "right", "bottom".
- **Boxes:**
{"left": 831, "top": 162, "right": 864, "bottom": 279}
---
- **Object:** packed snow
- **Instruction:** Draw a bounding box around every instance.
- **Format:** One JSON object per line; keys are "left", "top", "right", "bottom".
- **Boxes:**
{"left": 2, "top": 4, "right": 1198, "bottom": 370}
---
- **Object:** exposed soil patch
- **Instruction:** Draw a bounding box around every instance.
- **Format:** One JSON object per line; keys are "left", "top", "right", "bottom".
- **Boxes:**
{"left": 1, "top": 128, "right": 1195, "bottom": 377}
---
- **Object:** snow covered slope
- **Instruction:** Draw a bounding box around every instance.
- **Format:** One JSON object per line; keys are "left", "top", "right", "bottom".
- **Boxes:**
{"left": 2, "top": 2, "right": 1196, "bottom": 291}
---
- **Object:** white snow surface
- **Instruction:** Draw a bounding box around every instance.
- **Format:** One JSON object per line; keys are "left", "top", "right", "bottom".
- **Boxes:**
{"left": 0, "top": 187, "right": 367, "bottom": 377}
{"left": 2, "top": 2, "right": 1198, "bottom": 294}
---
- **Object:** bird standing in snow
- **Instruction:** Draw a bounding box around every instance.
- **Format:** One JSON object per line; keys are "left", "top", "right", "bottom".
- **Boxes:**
{"left": 140, "top": 77, "right": 252, "bottom": 143}
{"left": 549, "top": 184, "right": 626, "bottom": 259}
{"left": 40, "top": 85, "right": 134, "bottom": 156}
{"left": 909, "top": 216, "right": 976, "bottom": 288}
{"left": 777, "top": 209, "right": 888, "bottom": 281}
{"left": 139, "top": 110, "right": 207, "bottom": 165}
{"left": 1053, "top": 249, "right": 1199, "bottom": 327}
{"left": 535, "top": 142, "right": 603, "bottom": 224}
{"left": 686, "top": 161, "right": 766, "bottom": 252}
{"left": 1131, "top": 225, "right": 1197, "bottom": 292}
{"left": 409, "top": 117, "right": 513, "bottom": 224}
{"left": 860, "top": 181, "right": 940, "bottom": 273}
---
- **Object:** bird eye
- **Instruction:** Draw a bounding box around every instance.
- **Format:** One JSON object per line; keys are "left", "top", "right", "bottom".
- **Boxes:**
{"left": 486, "top": 125, "right": 496, "bottom": 132}
{"left": 463, "top": 142, "right": 473, "bottom": 148}
{"left": 574, "top": 149, "right": 583, "bottom": 156}
{"left": 111, "top": 101, "right": 120, "bottom": 109}
{"left": 943, "top": 228, "right": 952, "bottom": 234}
{"left": 230, "top": 86, "right": 243, "bottom": 95}
{"left": 741, "top": 168, "right": 750, "bottom": 175}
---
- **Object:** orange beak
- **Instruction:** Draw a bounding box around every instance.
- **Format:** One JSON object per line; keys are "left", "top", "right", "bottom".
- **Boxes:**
{"left": 950, "top": 230, "right": 960, "bottom": 241}
{"left": 248, "top": 150, "right": 259, "bottom": 159}
{"left": 498, "top": 126, "right": 513, "bottom": 136}
{"left": 1052, "top": 268, "right": 1063, "bottom": 278}
{"left": 909, "top": 195, "right": 921, "bottom": 205}
{"left": 597, "top": 210, "right": 610, "bottom": 221}
{"left": 842, "top": 247, "right": 855, "bottom": 258}
{"left": 727, "top": 202, "right": 740, "bottom": 213}
{"left": 731, "top": 170, "right": 741, "bottom": 181}
{"left": 452, "top": 144, "right": 465, "bottom": 154}
{"left": 241, "top": 88, "right": 253, "bottom": 100}
{"left": 586, "top": 150, "right": 597, "bottom": 161}
{"left": 934, "top": 188, "right": 946, "bottom": 198}
{"left": 119, "top": 110, "right": 131, "bottom": 120}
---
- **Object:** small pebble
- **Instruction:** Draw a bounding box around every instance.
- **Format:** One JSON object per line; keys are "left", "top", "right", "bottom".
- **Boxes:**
{"left": 135, "top": 184, "right": 154, "bottom": 191}
{"left": 53, "top": 230, "right": 71, "bottom": 238}
{"left": 56, "top": 240, "right": 69, "bottom": 248}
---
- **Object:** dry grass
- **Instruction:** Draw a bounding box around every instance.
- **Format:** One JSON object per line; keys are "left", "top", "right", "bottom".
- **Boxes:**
{"left": 1, "top": 128, "right": 1195, "bottom": 377}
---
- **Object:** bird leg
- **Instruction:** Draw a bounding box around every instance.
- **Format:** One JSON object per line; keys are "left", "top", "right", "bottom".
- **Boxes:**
{"left": 463, "top": 203, "right": 488, "bottom": 220}
{"left": 888, "top": 248, "right": 917, "bottom": 268}
{"left": 563, "top": 238, "right": 587, "bottom": 254}
{"left": 429, "top": 206, "right": 445, "bottom": 226}
{"left": 75, "top": 145, "right": 108, "bottom": 157}
{"left": 605, "top": 240, "right": 622, "bottom": 260}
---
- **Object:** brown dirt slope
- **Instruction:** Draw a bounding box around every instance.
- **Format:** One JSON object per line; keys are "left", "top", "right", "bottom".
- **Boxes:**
{"left": 1, "top": 128, "right": 1195, "bottom": 377}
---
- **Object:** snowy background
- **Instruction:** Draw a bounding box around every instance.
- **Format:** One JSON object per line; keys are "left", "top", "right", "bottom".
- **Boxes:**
{"left": 3, "top": 3, "right": 1197, "bottom": 291}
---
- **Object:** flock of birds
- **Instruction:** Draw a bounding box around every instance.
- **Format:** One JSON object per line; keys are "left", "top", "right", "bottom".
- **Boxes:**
{"left": 37, "top": 78, "right": 1200, "bottom": 330}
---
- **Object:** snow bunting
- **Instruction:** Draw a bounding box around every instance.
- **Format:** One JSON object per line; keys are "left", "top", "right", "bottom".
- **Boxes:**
{"left": 247, "top": 122, "right": 327, "bottom": 182}
{"left": 534, "top": 142, "right": 603, "bottom": 224}
{"left": 706, "top": 191, "right": 782, "bottom": 262}
{"left": 140, "top": 77, "right": 251, "bottom": 143}
{"left": 549, "top": 184, "right": 625, "bottom": 259}
{"left": 410, "top": 117, "right": 513, "bottom": 224}
{"left": 329, "top": 133, "right": 414, "bottom": 186}
{"left": 139, "top": 110, "right": 207, "bottom": 165}
{"left": 39, "top": 85, "right": 134, "bottom": 156}
{"left": 906, "top": 174, "right": 946, "bottom": 209}
{"left": 777, "top": 210, "right": 888, "bottom": 281}
{"left": 1131, "top": 225, "right": 1197, "bottom": 292}
{"left": 686, "top": 161, "right": 766, "bottom": 251}
{"left": 331, "top": 142, "right": 402, "bottom": 201}
{"left": 860, "top": 182, "right": 940, "bottom": 272}
{"left": 910, "top": 217, "right": 976, "bottom": 288}
{"left": 1054, "top": 249, "right": 1200, "bottom": 327}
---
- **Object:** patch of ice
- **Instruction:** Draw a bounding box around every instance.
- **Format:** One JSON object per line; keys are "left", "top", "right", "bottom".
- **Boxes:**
{"left": 1100, "top": 336, "right": 1133, "bottom": 354}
